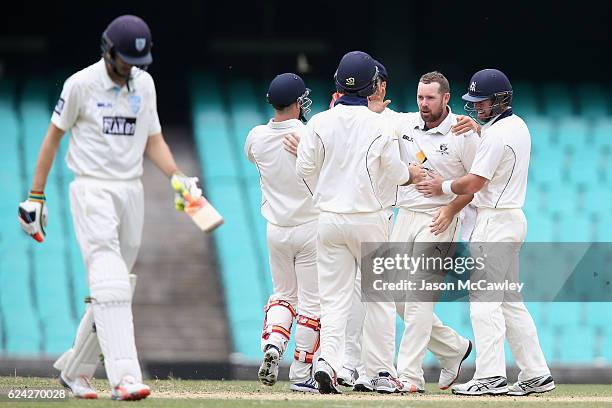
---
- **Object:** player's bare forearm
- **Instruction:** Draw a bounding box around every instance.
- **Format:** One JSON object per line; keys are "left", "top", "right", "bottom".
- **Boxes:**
{"left": 447, "top": 193, "right": 474, "bottom": 215}
{"left": 451, "top": 173, "right": 487, "bottom": 195}
{"left": 145, "top": 133, "right": 179, "bottom": 177}
{"left": 31, "top": 123, "right": 65, "bottom": 191}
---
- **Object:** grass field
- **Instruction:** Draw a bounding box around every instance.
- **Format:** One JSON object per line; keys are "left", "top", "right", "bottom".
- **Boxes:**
{"left": 1, "top": 377, "right": 611, "bottom": 407}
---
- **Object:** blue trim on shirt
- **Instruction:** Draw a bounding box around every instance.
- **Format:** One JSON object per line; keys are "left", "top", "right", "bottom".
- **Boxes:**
{"left": 334, "top": 94, "right": 368, "bottom": 107}
{"left": 492, "top": 108, "right": 513, "bottom": 126}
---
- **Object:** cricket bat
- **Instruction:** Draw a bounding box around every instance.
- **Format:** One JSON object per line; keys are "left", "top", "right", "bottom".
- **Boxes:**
{"left": 181, "top": 191, "right": 224, "bottom": 233}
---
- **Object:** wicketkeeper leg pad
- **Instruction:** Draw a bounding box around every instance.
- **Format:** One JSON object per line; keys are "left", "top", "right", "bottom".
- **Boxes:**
{"left": 261, "top": 299, "right": 297, "bottom": 354}
{"left": 290, "top": 314, "right": 321, "bottom": 382}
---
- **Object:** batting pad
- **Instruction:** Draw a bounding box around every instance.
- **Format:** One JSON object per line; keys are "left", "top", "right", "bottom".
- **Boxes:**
{"left": 90, "top": 270, "right": 141, "bottom": 387}
{"left": 54, "top": 274, "right": 138, "bottom": 381}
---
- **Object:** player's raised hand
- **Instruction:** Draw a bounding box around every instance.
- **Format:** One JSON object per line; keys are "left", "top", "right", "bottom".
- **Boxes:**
{"left": 282, "top": 132, "right": 300, "bottom": 156}
{"left": 171, "top": 172, "right": 202, "bottom": 211}
{"left": 18, "top": 191, "right": 48, "bottom": 243}
{"left": 408, "top": 164, "right": 428, "bottom": 185}
{"left": 452, "top": 115, "right": 480, "bottom": 136}
{"left": 415, "top": 172, "right": 444, "bottom": 197}
{"left": 367, "top": 91, "right": 391, "bottom": 113}
{"left": 430, "top": 205, "right": 453, "bottom": 235}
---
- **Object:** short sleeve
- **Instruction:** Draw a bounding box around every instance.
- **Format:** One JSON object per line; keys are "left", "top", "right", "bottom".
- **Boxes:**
{"left": 147, "top": 77, "right": 162, "bottom": 136}
{"left": 51, "top": 77, "right": 81, "bottom": 131}
{"left": 469, "top": 130, "right": 504, "bottom": 180}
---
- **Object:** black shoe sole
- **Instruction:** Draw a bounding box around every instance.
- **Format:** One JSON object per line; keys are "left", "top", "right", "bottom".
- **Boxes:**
{"left": 314, "top": 371, "right": 340, "bottom": 394}
{"left": 442, "top": 340, "right": 473, "bottom": 390}
{"left": 353, "top": 384, "right": 374, "bottom": 392}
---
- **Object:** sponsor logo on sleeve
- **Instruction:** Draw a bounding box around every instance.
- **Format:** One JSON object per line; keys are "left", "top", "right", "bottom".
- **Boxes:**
{"left": 54, "top": 98, "right": 65, "bottom": 115}
{"left": 102, "top": 116, "right": 137, "bottom": 136}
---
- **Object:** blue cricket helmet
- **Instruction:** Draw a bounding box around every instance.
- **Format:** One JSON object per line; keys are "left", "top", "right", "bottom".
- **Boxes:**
{"left": 267, "top": 73, "right": 312, "bottom": 122}
{"left": 101, "top": 15, "right": 153, "bottom": 67}
{"left": 463, "top": 68, "right": 513, "bottom": 121}
{"left": 334, "top": 51, "right": 379, "bottom": 97}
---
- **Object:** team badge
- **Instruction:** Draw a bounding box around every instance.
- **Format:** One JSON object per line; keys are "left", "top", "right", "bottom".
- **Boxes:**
{"left": 436, "top": 143, "right": 449, "bottom": 155}
{"left": 345, "top": 77, "right": 355, "bottom": 86}
{"left": 54, "top": 98, "right": 65, "bottom": 115}
{"left": 469, "top": 81, "right": 476, "bottom": 92}
{"left": 135, "top": 38, "right": 146, "bottom": 52}
{"left": 128, "top": 95, "right": 142, "bottom": 114}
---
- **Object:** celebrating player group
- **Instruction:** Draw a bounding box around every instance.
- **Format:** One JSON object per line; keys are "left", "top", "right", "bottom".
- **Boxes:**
{"left": 17, "top": 12, "right": 554, "bottom": 401}
{"left": 246, "top": 51, "right": 555, "bottom": 396}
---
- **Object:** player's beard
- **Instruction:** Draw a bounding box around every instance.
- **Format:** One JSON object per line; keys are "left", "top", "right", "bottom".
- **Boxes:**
{"left": 419, "top": 100, "right": 444, "bottom": 124}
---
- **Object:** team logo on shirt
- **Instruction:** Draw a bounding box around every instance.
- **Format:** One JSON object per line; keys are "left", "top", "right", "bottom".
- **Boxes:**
{"left": 102, "top": 116, "right": 137, "bottom": 136}
{"left": 402, "top": 134, "right": 414, "bottom": 142}
{"left": 128, "top": 95, "right": 141, "bottom": 114}
{"left": 436, "top": 143, "right": 450, "bottom": 155}
{"left": 54, "top": 98, "right": 65, "bottom": 115}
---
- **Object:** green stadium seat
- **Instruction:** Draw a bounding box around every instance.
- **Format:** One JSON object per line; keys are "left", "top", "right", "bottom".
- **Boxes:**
{"left": 576, "top": 83, "right": 609, "bottom": 119}
{"left": 540, "top": 83, "right": 575, "bottom": 118}
{"left": 512, "top": 81, "right": 539, "bottom": 117}
{"left": 558, "top": 324, "right": 597, "bottom": 363}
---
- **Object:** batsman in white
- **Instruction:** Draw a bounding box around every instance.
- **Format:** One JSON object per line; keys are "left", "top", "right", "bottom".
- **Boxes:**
{"left": 244, "top": 73, "right": 320, "bottom": 393}
{"left": 295, "top": 51, "right": 426, "bottom": 394}
{"left": 17, "top": 15, "right": 202, "bottom": 401}
{"left": 417, "top": 68, "right": 555, "bottom": 396}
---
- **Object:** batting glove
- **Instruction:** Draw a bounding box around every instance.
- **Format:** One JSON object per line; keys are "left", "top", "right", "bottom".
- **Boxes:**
{"left": 18, "top": 191, "right": 48, "bottom": 243}
{"left": 170, "top": 172, "right": 202, "bottom": 211}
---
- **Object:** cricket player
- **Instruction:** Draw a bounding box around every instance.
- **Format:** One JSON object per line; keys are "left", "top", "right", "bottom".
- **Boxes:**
{"left": 390, "top": 71, "right": 477, "bottom": 393}
{"left": 417, "top": 68, "right": 555, "bottom": 396}
{"left": 17, "top": 15, "right": 201, "bottom": 401}
{"left": 295, "top": 51, "right": 426, "bottom": 394}
{"left": 244, "top": 73, "right": 320, "bottom": 393}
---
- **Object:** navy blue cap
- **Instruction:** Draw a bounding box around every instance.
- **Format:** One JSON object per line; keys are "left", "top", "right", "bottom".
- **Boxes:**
{"left": 373, "top": 59, "right": 388, "bottom": 82}
{"left": 267, "top": 73, "right": 307, "bottom": 106}
{"left": 462, "top": 68, "right": 512, "bottom": 102}
{"left": 334, "top": 51, "right": 377, "bottom": 94}
{"left": 103, "top": 15, "right": 152, "bottom": 66}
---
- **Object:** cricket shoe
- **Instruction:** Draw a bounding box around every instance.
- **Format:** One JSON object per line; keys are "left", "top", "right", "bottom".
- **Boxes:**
{"left": 507, "top": 375, "right": 555, "bottom": 396}
{"left": 373, "top": 372, "right": 404, "bottom": 394}
{"left": 59, "top": 373, "right": 98, "bottom": 399}
{"left": 258, "top": 345, "right": 281, "bottom": 386}
{"left": 452, "top": 376, "right": 508, "bottom": 396}
{"left": 314, "top": 359, "right": 341, "bottom": 394}
{"left": 290, "top": 378, "right": 319, "bottom": 393}
{"left": 337, "top": 366, "right": 358, "bottom": 387}
{"left": 398, "top": 379, "right": 425, "bottom": 394}
{"left": 353, "top": 375, "right": 374, "bottom": 392}
{"left": 439, "top": 339, "right": 473, "bottom": 390}
{"left": 111, "top": 376, "right": 151, "bottom": 401}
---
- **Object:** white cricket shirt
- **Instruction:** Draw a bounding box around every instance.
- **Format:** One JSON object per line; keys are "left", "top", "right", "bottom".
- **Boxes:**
{"left": 296, "top": 104, "right": 409, "bottom": 213}
{"left": 395, "top": 108, "right": 479, "bottom": 213}
{"left": 51, "top": 59, "right": 161, "bottom": 180}
{"left": 469, "top": 110, "right": 531, "bottom": 209}
{"left": 244, "top": 119, "right": 319, "bottom": 227}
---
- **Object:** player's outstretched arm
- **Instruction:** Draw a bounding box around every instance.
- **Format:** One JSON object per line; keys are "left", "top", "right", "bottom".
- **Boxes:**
{"left": 452, "top": 115, "right": 480, "bottom": 136}
{"left": 145, "top": 133, "right": 179, "bottom": 177}
{"left": 18, "top": 123, "right": 65, "bottom": 242}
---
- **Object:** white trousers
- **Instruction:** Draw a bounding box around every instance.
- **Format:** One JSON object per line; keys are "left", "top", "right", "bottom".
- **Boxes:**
{"left": 61, "top": 177, "right": 144, "bottom": 387}
{"left": 469, "top": 208, "right": 550, "bottom": 380}
{"left": 391, "top": 208, "right": 469, "bottom": 387}
{"left": 264, "top": 220, "right": 320, "bottom": 382}
{"left": 317, "top": 210, "right": 396, "bottom": 378}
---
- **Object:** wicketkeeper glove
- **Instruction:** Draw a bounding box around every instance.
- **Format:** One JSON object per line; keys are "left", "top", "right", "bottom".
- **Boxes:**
{"left": 18, "top": 191, "right": 48, "bottom": 243}
{"left": 170, "top": 172, "right": 202, "bottom": 211}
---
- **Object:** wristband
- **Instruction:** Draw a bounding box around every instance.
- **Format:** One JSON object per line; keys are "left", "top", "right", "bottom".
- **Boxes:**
{"left": 28, "top": 190, "right": 46, "bottom": 203}
{"left": 441, "top": 180, "right": 454, "bottom": 195}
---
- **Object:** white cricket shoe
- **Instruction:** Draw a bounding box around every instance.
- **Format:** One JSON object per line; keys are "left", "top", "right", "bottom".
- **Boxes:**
{"left": 439, "top": 339, "right": 473, "bottom": 390}
{"left": 111, "top": 376, "right": 151, "bottom": 401}
{"left": 373, "top": 372, "right": 404, "bottom": 394}
{"left": 452, "top": 376, "right": 509, "bottom": 396}
{"left": 290, "top": 378, "right": 319, "bottom": 393}
{"left": 258, "top": 346, "right": 281, "bottom": 386}
{"left": 59, "top": 373, "right": 98, "bottom": 399}
{"left": 337, "top": 366, "right": 358, "bottom": 387}
{"left": 399, "top": 379, "right": 425, "bottom": 394}
{"left": 353, "top": 375, "right": 374, "bottom": 392}
{"left": 314, "top": 359, "right": 341, "bottom": 394}
{"left": 507, "top": 375, "right": 555, "bottom": 396}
